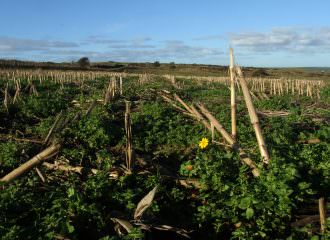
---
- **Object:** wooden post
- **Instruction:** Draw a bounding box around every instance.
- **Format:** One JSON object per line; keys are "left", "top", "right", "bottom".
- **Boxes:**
{"left": 319, "top": 197, "right": 327, "bottom": 233}
{"left": 125, "top": 101, "right": 133, "bottom": 172}
{"left": 236, "top": 66, "right": 270, "bottom": 165}
{"left": 229, "top": 48, "right": 237, "bottom": 140}
{"left": 120, "top": 76, "right": 123, "bottom": 95}
{"left": 211, "top": 122, "right": 215, "bottom": 142}
{"left": 104, "top": 79, "right": 113, "bottom": 105}
{"left": 111, "top": 77, "right": 116, "bottom": 98}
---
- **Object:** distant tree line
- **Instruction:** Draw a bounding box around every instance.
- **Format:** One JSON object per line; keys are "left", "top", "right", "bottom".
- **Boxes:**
{"left": 0, "top": 59, "right": 84, "bottom": 70}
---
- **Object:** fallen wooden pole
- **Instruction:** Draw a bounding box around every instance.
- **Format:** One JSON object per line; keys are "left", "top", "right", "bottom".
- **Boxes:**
{"left": 291, "top": 215, "right": 320, "bottom": 227}
{"left": 0, "top": 144, "right": 61, "bottom": 182}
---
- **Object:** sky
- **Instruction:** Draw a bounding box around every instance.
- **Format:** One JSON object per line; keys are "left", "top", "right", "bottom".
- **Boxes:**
{"left": 0, "top": 0, "right": 330, "bottom": 67}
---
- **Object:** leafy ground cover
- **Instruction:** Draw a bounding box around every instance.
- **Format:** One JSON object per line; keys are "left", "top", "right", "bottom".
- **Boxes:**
{"left": 0, "top": 75, "right": 329, "bottom": 239}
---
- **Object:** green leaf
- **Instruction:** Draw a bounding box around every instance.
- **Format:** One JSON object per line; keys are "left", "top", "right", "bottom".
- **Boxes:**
{"left": 67, "top": 187, "right": 75, "bottom": 198}
{"left": 246, "top": 208, "right": 254, "bottom": 219}
{"left": 239, "top": 197, "right": 251, "bottom": 209}
{"left": 66, "top": 222, "right": 75, "bottom": 233}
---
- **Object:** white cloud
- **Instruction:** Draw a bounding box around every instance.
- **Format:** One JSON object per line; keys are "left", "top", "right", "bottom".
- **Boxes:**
{"left": 229, "top": 27, "right": 330, "bottom": 54}
{"left": 44, "top": 40, "right": 223, "bottom": 62}
{"left": 84, "top": 35, "right": 155, "bottom": 49}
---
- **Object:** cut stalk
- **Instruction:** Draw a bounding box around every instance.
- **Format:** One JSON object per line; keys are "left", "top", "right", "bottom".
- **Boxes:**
{"left": 3, "top": 83, "right": 9, "bottom": 112}
{"left": 42, "top": 162, "right": 120, "bottom": 179}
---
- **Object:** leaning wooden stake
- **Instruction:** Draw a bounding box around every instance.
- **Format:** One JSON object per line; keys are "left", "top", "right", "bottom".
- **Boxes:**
{"left": 229, "top": 48, "right": 237, "bottom": 140}
{"left": 125, "top": 101, "right": 134, "bottom": 172}
{"left": 174, "top": 94, "right": 194, "bottom": 115}
{"left": 85, "top": 100, "right": 97, "bottom": 117}
{"left": 197, "top": 103, "right": 260, "bottom": 177}
{"left": 190, "top": 104, "right": 211, "bottom": 130}
{"left": 171, "top": 93, "right": 211, "bottom": 129}
{"left": 197, "top": 103, "right": 234, "bottom": 146}
{"left": 0, "top": 144, "right": 61, "bottom": 182}
{"left": 319, "top": 197, "right": 327, "bottom": 233}
{"left": 43, "top": 111, "right": 63, "bottom": 145}
{"left": 236, "top": 66, "right": 270, "bottom": 165}
{"left": 159, "top": 93, "right": 192, "bottom": 116}
{"left": 35, "top": 167, "right": 46, "bottom": 182}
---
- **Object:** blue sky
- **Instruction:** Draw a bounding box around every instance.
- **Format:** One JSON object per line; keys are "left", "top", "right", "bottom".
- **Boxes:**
{"left": 0, "top": 0, "right": 330, "bottom": 67}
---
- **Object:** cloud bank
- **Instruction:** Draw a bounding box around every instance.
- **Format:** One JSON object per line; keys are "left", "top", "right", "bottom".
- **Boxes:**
{"left": 1, "top": 27, "right": 330, "bottom": 64}
{"left": 0, "top": 36, "right": 78, "bottom": 52}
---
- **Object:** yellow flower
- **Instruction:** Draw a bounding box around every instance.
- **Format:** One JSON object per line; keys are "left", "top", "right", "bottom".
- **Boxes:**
{"left": 199, "top": 137, "right": 209, "bottom": 149}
